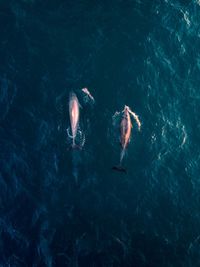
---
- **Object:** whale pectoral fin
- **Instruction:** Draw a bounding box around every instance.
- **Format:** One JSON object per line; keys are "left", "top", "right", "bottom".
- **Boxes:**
{"left": 128, "top": 109, "right": 141, "bottom": 131}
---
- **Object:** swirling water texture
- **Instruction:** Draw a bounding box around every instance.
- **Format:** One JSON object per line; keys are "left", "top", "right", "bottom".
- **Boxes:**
{"left": 0, "top": 0, "right": 200, "bottom": 266}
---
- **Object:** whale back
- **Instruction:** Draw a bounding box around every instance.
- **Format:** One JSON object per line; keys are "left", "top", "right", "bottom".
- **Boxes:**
{"left": 69, "top": 92, "right": 80, "bottom": 138}
{"left": 120, "top": 111, "right": 132, "bottom": 149}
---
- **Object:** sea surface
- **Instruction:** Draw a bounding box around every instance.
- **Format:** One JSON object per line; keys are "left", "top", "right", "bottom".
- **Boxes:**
{"left": 1, "top": 0, "right": 200, "bottom": 266}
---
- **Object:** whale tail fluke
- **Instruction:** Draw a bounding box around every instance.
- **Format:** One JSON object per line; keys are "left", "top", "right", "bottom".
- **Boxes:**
{"left": 112, "top": 166, "right": 127, "bottom": 173}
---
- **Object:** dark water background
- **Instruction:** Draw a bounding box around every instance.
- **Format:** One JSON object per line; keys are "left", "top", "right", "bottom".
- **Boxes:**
{"left": 1, "top": 0, "right": 200, "bottom": 266}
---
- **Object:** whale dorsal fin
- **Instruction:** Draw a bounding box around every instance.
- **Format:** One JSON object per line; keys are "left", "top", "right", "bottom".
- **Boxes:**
{"left": 127, "top": 107, "right": 141, "bottom": 131}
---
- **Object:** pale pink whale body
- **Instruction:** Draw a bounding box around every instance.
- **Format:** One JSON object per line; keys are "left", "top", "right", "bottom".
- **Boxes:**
{"left": 69, "top": 92, "right": 80, "bottom": 147}
{"left": 113, "top": 105, "right": 141, "bottom": 172}
{"left": 120, "top": 106, "right": 132, "bottom": 151}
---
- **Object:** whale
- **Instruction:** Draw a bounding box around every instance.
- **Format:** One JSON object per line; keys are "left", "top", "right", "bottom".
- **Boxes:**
{"left": 67, "top": 92, "right": 81, "bottom": 149}
{"left": 113, "top": 105, "right": 141, "bottom": 172}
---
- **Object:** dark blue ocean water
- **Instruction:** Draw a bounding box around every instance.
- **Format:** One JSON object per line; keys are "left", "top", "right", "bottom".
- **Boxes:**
{"left": 1, "top": 0, "right": 200, "bottom": 266}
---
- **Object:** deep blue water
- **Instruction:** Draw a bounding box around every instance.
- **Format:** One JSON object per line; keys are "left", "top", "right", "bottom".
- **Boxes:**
{"left": 1, "top": 0, "right": 200, "bottom": 266}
